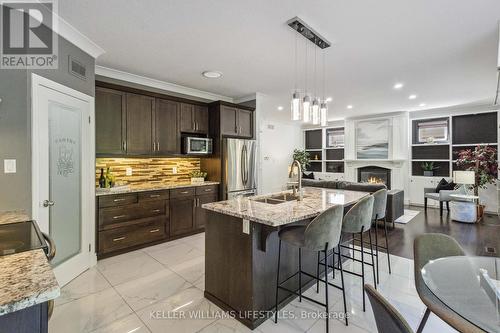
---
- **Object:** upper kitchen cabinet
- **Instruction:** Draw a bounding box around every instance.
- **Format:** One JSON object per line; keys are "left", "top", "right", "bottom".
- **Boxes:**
{"left": 155, "top": 99, "right": 180, "bottom": 154}
{"left": 126, "top": 93, "right": 155, "bottom": 155}
{"left": 180, "top": 103, "right": 209, "bottom": 134}
{"left": 95, "top": 87, "right": 126, "bottom": 155}
{"left": 217, "top": 103, "right": 254, "bottom": 138}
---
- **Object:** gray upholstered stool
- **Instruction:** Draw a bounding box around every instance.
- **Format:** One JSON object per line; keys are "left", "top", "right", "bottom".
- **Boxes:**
{"left": 275, "top": 204, "right": 347, "bottom": 333}
{"left": 371, "top": 189, "right": 391, "bottom": 284}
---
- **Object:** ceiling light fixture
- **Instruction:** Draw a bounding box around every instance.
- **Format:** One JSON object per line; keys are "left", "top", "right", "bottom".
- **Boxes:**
{"left": 278, "top": 106, "right": 284, "bottom": 111}
{"left": 393, "top": 83, "right": 404, "bottom": 89}
{"left": 419, "top": 103, "right": 426, "bottom": 107}
{"left": 326, "top": 97, "right": 332, "bottom": 102}
{"left": 202, "top": 71, "right": 222, "bottom": 79}
{"left": 290, "top": 29, "right": 301, "bottom": 121}
{"left": 347, "top": 105, "right": 353, "bottom": 109}
{"left": 409, "top": 94, "right": 417, "bottom": 100}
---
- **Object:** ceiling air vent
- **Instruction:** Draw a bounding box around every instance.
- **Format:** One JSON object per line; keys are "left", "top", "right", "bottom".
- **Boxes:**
{"left": 69, "top": 56, "right": 87, "bottom": 80}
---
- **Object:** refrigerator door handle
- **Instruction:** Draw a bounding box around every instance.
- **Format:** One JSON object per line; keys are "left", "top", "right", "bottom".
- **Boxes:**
{"left": 240, "top": 145, "right": 246, "bottom": 186}
{"left": 242, "top": 144, "right": 248, "bottom": 185}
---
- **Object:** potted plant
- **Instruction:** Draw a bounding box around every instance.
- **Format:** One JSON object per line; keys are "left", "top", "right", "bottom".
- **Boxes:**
{"left": 292, "top": 149, "right": 311, "bottom": 170}
{"left": 456, "top": 145, "right": 498, "bottom": 218}
{"left": 421, "top": 162, "right": 438, "bottom": 176}
{"left": 190, "top": 170, "right": 207, "bottom": 184}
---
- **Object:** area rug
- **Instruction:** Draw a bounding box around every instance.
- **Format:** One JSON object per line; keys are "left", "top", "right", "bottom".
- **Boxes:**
{"left": 395, "top": 209, "right": 420, "bottom": 224}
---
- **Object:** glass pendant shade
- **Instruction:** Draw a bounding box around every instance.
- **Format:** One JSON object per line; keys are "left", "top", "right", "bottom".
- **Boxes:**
{"left": 320, "top": 102, "right": 328, "bottom": 126}
{"left": 303, "top": 95, "right": 311, "bottom": 122}
{"left": 311, "top": 98, "right": 320, "bottom": 125}
{"left": 291, "top": 91, "right": 301, "bottom": 121}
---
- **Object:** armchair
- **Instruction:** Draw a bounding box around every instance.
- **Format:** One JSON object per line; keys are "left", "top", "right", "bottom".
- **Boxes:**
{"left": 424, "top": 187, "right": 466, "bottom": 216}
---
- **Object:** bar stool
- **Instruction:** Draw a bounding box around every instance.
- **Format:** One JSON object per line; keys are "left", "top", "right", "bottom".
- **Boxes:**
{"left": 274, "top": 204, "right": 347, "bottom": 333}
{"left": 335, "top": 195, "right": 376, "bottom": 312}
{"left": 370, "top": 188, "right": 391, "bottom": 284}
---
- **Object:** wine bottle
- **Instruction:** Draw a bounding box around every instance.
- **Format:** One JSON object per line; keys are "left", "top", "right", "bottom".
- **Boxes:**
{"left": 99, "top": 168, "right": 105, "bottom": 188}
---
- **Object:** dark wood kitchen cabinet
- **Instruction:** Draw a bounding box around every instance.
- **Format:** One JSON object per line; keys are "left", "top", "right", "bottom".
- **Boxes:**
{"left": 95, "top": 87, "right": 126, "bottom": 155}
{"left": 219, "top": 104, "right": 254, "bottom": 138}
{"left": 126, "top": 93, "right": 155, "bottom": 155}
{"left": 195, "top": 192, "right": 218, "bottom": 229}
{"left": 237, "top": 109, "right": 253, "bottom": 138}
{"left": 155, "top": 99, "right": 180, "bottom": 154}
{"left": 180, "top": 103, "right": 208, "bottom": 134}
{"left": 170, "top": 196, "right": 195, "bottom": 236}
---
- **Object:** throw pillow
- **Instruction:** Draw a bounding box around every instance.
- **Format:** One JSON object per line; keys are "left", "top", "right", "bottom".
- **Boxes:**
{"left": 435, "top": 178, "right": 456, "bottom": 192}
{"left": 302, "top": 172, "right": 314, "bottom": 179}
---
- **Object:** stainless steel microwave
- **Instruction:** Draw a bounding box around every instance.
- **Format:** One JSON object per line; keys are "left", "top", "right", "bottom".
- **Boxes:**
{"left": 183, "top": 137, "right": 213, "bottom": 155}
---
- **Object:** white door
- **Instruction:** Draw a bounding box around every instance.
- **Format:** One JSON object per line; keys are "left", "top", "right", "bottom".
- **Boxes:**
{"left": 31, "top": 74, "right": 95, "bottom": 286}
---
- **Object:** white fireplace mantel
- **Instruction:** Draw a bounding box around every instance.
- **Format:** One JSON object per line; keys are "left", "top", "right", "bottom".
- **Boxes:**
{"left": 345, "top": 159, "right": 406, "bottom": 168}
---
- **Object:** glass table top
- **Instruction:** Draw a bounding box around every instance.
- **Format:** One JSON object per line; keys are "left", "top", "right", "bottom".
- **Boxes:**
{"left": 422, "top": 256, "right": 500, "bottom": 333}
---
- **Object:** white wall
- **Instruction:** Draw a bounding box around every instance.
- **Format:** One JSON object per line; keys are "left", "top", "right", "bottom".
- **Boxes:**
{"left": 254, "top": 94, "right": 302, "bottom": 194}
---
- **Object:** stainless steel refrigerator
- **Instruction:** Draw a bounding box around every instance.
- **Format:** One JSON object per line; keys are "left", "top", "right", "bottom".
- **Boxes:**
{"left": 223, "top": 138, "right": 257, "bottom": 199}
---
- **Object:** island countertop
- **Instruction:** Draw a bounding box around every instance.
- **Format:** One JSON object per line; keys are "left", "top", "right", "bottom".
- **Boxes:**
{"left": 202, "top": 187, "right": 370, "bottom": 227}
{"left": 0, "top": 211, "right": 60, "bottom": 316}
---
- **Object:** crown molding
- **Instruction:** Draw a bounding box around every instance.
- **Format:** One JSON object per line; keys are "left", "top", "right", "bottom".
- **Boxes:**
{"left": 95, "top": 66, "right": 234, "bottom": 102}
{"left": 54, "top": 15, "right": 105, "bottom": 59}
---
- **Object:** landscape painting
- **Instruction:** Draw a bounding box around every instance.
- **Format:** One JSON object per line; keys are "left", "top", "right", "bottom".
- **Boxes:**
{"left": 356, "top": 119, "right": 389, "bottom": 159}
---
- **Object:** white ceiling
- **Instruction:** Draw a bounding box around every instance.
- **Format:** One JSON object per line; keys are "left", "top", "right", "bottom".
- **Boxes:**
{"left": 59, "top": 0, "right": 500, "bottom": 120}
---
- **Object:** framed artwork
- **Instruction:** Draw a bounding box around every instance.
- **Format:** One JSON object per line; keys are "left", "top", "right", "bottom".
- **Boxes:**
{"left": 356, "top": 119, "right": 390, "bottom": 159}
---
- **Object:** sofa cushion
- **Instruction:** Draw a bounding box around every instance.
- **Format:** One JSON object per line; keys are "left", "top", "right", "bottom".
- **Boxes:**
{"left": 345, "top": 183, "right": 386, "bottom": 193}
{"left": 301, "top": 179, "right": 325, "bottom": 187}
{"left": 435, "top": 178, "right": 456, "bottom": 192}
{"left": 302, "top": 172, "right": 315, "bottom": 179}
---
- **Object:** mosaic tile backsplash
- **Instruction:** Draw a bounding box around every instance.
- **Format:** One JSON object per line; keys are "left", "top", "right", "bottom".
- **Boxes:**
{"left": 95, "top": 158, "right": 201, "bottom": 187}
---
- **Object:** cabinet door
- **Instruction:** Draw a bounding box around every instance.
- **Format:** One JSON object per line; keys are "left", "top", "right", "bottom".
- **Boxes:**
{"left": 195, "top": 193, "right": 218, "bottom": 230}
{"left": 237, "top": 109, "right": 253, "bottom": 138}
{"left": 155, "top": 99, "right": 179, "bottom": 154}
{"left": 126, "top": 94, "right": 154, "bottom": 155}
{"left": 179, "top": 103, "right": 194, "bottom": 132}
{"left": 220, "top": 105, "right": 238, "bottom": 136}
{"left": 170, "top": 197, "right": 195, "bottom": 236}
{"left": 95, "top": 87, "right": 126, "bottom": 154}
{"left": 193, "top": 105, "right": 208, "bottom": 134}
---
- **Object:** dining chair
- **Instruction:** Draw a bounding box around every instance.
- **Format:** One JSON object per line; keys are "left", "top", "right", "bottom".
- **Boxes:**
{"left": 414, "top": 233, "right": 484, "bottom": 333}
{"left": 364, "top": 284, "right": 413, "bottom": 333}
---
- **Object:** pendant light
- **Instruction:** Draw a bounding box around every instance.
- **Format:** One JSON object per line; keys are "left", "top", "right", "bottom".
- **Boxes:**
{"left": 320, "top": 51, "right": 328, "bottom": 126}
{"left": 303, "top": 40, "right": 311, "bottom": 122}
{"left": 290, "top": 29, "right": 301, "bottom": 121}
{"left": 311, "top": 38, "right": 320, "bottom": 125}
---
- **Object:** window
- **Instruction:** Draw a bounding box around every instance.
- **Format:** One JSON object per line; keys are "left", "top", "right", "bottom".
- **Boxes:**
{"left": 418, "top": 120, "right": 448, "bottom": 143}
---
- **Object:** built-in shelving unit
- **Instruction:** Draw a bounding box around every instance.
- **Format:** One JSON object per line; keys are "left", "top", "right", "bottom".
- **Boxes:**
{"left": 303, "top": 127, "right": 345, "bottom": 173}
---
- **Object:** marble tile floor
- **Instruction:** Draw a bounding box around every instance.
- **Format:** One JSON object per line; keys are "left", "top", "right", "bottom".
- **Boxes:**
{"left": 49, "top": 233, "right": 458, "bottom": 333}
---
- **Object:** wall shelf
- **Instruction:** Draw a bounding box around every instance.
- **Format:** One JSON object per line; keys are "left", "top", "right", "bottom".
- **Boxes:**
{"left": 303, "top": 127, "right": 345, "bottom": 174}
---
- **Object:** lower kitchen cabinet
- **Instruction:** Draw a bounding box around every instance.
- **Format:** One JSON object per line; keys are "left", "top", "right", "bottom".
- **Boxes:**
{"left": 96, "top": 185, "right": 219, "bottom": 258}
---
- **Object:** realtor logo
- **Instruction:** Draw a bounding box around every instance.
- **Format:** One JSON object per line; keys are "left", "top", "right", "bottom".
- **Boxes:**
{"left": 1, "top": 0, "right": 58, "bottom": 68}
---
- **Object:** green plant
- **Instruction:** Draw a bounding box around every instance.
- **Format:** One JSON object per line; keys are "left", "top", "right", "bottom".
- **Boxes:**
{"left": 421, "top": 162, "right": 438, "bottom": 172}
{"left": 456, "top": 145, "right": 498, "bottom": 195}
{"left": 292, "top": 149, "right": 311, "bottom": 170}
{"left": 190, "top": 170, "right": 207, "bottom": 178}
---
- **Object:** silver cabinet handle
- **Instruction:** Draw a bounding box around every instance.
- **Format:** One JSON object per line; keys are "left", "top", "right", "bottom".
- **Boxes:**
{"left": 149, "top": 194, "right": 160, "bottom": 198}
{"left": 123, "top": 141, "right": 127, "bottom": 151}
{"left": 149, "top": 229, "right": 160, "bottom": 233}
{"left": 113, "top": 198, "right": 126, "bottom": 202}
{"left": 113, "top": 236, "right": 126, "bottom": 242}
{"left": 157, "top": 142, "right": 160, "bottom": 151}
{"left": 180, "top": 191, "right": 189, "bottom": 194}
{"left": 113, "top": 215, "right": 127, "bottom": 219}
{"left": 43, "top": 200, "right": 55, "bottom": 207}
{"left": 151, "top": 209, "right": 161, "bottom": 213}
{"left": 204, "top": 188, "right": 212, "bottom": 192}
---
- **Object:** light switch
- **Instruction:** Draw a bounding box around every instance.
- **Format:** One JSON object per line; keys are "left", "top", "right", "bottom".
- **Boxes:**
{"left": 242, "top": 219, "right": 250, "bottom": 234}
{"left": 172, "top": 167, "right": 177, "bottom": 174}
{"left": 125, "top": 167, "right": 133, "bottom": 176}
{"left": 4, "top": 159, "right": 16, "bottom": 173}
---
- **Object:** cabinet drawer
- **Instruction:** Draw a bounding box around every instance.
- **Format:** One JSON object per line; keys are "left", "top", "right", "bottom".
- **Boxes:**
{"left": 99, "top": 201, "right": 167, "bottom": 229}
{"left": 99, "top": 194, "right": 137, "bottom": 208}
{"left": 138, "top": 190, "right": 169, "bottom": 202}
{"left": 99, "top": 219, "right": 166, "bottom": 254}
{"left": 170, "top": 187, "right": 195, "bottom": 198}
{"left": 195, "top": 185, "right": 218, "bottom": 195}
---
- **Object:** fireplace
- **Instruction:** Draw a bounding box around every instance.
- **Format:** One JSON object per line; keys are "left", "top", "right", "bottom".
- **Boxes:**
{"left": 358, "top": 166, "right": 391, "bottom": 189}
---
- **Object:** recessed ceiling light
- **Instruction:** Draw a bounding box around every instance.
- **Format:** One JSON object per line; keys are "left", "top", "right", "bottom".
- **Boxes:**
{"left": 419, "top": 103, "right": 426, "bottom": 107}
{"left": 393, "top": 83, "right": 404, "bottom": 89}
{"left": 277, "top": 106, "right": 284, "bottom": 111}
{"left": 326, "top": 97, "right": 333, "bottom": 102}
{"left": 408, "top": 94, "right": 417, "bottom": 100}
{"left": 347, "top": 105, "right": 353, "bottom": 109}
{"left": 202, "top": 71, "right": 222, "bottom": 79}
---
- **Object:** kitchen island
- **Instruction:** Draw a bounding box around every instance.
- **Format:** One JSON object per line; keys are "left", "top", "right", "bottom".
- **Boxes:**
{"left": 202, "top": 187, "right": 369, "bottom": 329}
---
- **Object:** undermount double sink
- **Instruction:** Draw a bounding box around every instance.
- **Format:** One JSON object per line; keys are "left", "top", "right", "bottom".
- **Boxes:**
{"left": 252, "top": 193, "right": 300, "bottom": 205}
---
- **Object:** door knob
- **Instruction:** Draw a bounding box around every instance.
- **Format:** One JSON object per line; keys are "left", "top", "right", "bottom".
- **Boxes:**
{"left": 43, "top": 200, "right": 55, "bottom": 207}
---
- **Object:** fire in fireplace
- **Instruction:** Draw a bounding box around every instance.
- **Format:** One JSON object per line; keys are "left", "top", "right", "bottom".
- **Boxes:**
{"left": 358, "top": 166, "right": 391, "bottom": 189}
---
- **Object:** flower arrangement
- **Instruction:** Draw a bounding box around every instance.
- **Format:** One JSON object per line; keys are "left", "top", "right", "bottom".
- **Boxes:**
{"left": 292, "top": 149, "right": 311, "bottom": 170}
{"left": 455, "top": 145, "right": 497, "bottom": 195}
{"left": 190, "top": 170, "right": 207, "bottom": 184}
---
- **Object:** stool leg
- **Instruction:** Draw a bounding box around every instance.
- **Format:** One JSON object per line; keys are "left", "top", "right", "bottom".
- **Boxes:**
{"left": 384, "top": 217, "right": 392, "bottom": 274}
{"left": 368, "top": 229, "right": 377, "bottom": 290}
{"left": 374, "top": 215, "right": 379, "bottom": 284}
{"left": 316, "top": 251, "right": 320, "bottom": 293}
{"left": 337, "top": 245, "right": 348, "bottom": 326}
{"left": 360, "top": 230, "right": 366, "bottom": 312}
{"left": 324, "top": 245, "right": 330, "bottom": 333}
{"left": 298, "top": 248, "right": 302, "bottom": 302}
{"left": 274, "top": 239, "right": 282, "bottom": 323}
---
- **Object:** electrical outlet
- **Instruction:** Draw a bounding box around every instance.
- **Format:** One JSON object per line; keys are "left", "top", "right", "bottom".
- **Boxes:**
{"left": 125, "top": 167, "right": 133, "bottom": 176}
{"left": 242, "top": 219, "right": 250, "bottom": 234}
{"left": 172, "top": 167, "right": 177, "bottom": 174}
{"left": 4, "top": 159, "right": 16, "bottom": 174}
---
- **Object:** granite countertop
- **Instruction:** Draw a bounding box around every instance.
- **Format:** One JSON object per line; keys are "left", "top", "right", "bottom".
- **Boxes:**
{"left": 0, "top": 211, "right": 60, "bottom": 316}
{"left": 95, "top": 181, "right": 220, "bottom": 196}
{"left": 202, "top": 187, "right": 370, "bottom": 227}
